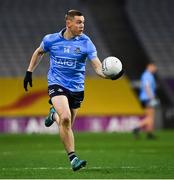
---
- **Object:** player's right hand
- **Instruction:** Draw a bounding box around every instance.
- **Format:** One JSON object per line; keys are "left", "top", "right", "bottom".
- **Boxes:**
{"left": 24, "top": 71, "right": 32, "bottom": 91}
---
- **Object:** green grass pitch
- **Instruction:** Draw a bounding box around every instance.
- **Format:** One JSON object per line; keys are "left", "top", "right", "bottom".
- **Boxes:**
{"left": 0, "top": 131, "right": 174, "bottom": 179}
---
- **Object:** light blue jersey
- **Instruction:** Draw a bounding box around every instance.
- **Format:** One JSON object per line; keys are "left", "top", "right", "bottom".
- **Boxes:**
{"left": 40, "top": 28, "right": 97, "bottom": 92}
{"left": 139, "top": 71, "right": 156, "bottom": 101}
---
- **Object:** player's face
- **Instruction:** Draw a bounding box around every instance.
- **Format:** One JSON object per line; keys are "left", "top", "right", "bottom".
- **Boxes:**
{"left": 68, "top": 16, "right": 85, "bottom": 36}
{"left": 150, "top": 64, "right": 157, "bottom": 73}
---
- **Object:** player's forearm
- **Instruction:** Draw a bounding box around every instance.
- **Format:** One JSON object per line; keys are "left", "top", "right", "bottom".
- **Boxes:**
{"left": 145, "top": 85, "right": 154, "bottom": 99}
{"left": 91, "top": 57, "right": 108, "bottom": 79}
{"left": 95, "top": 67, "right": 108, "bottom": 78}
{"left": 27, "top": 48, "right": 44, "bottom": 72}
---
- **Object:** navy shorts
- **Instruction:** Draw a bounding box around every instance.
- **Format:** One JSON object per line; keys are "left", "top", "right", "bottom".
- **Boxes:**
{"left": 141, "top": 99, "right": 158, "bottom": 108}
{"left": 48, "top": 84, "right": 84, "bottom": 109}
{"left": 141, "top": 100, "right": 150, "bottom": 108}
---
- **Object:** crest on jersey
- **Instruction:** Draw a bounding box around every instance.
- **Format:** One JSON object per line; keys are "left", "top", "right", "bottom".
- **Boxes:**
{"left": 74, "top": 47, "right": 81, "bottom": 54}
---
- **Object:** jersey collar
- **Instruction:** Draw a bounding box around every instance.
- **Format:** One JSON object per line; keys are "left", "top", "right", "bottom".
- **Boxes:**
{"left": 58, "top": 28, "right": 82, "bottom": 40}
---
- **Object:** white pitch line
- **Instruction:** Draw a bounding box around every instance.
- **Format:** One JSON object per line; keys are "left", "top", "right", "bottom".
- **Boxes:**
{"left": 1, "top": 149, "right": 160, "bottom": 156}
{"left": 0, "top": 166, "right": 140, "bottom": 171}
{"left": 1, "top": 150, "right": 65, "bottom": 155}
{"left": 1, "top": 166, "right": 174, "bottom": 171}
{"left": 1, "top": 149, "right": 105, "bottom": 156}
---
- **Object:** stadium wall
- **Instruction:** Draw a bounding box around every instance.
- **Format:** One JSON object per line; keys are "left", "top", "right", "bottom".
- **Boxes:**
{"left": 0, "top": 77, "right": 144, "bottom": 133}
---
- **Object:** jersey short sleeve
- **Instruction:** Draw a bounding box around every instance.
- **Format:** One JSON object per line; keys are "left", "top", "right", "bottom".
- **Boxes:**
{"left": 141, "top": 73, "right": 151, "bottom": 87}
{"left": 40, "top": 34, "right": 50, "bottom": 52}
{"left": 86, "top": 39, "right": 97, "bottom": 60}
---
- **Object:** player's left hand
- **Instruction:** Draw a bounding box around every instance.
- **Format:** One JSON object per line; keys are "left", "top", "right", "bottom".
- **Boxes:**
{"left": 23, "top": 71, "right": 32, "bottom": 91}
{"left": 110, "top": 69, "right": 124, "bottom": 80}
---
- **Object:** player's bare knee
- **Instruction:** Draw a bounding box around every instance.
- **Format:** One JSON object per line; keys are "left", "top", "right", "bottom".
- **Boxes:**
{"left": 60, "top": 113, "right": 71, "bottom": 127}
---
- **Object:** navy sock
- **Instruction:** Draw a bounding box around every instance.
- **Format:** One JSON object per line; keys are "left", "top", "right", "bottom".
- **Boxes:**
{"left": 133, "top": 127, "right": 141, "bottom": 132}
{"left": 68, "top": 152, "right": 77, "bottom": 162}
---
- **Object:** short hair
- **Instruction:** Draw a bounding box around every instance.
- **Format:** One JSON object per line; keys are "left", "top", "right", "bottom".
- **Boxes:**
{"left": 146, "top": 62, "right": 156, "bottom": 68}
{"left": 65, "top": 10, "right": 83, "bottom": 20}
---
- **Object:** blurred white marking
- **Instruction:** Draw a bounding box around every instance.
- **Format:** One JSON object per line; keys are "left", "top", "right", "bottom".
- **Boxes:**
{"left": 2, "top": 166, "right": 174, "bottom": 171}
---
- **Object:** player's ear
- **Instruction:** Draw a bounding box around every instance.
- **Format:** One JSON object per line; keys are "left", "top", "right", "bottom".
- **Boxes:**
{"left": 66, "top": 19, "right": 72, "bottom": 28}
